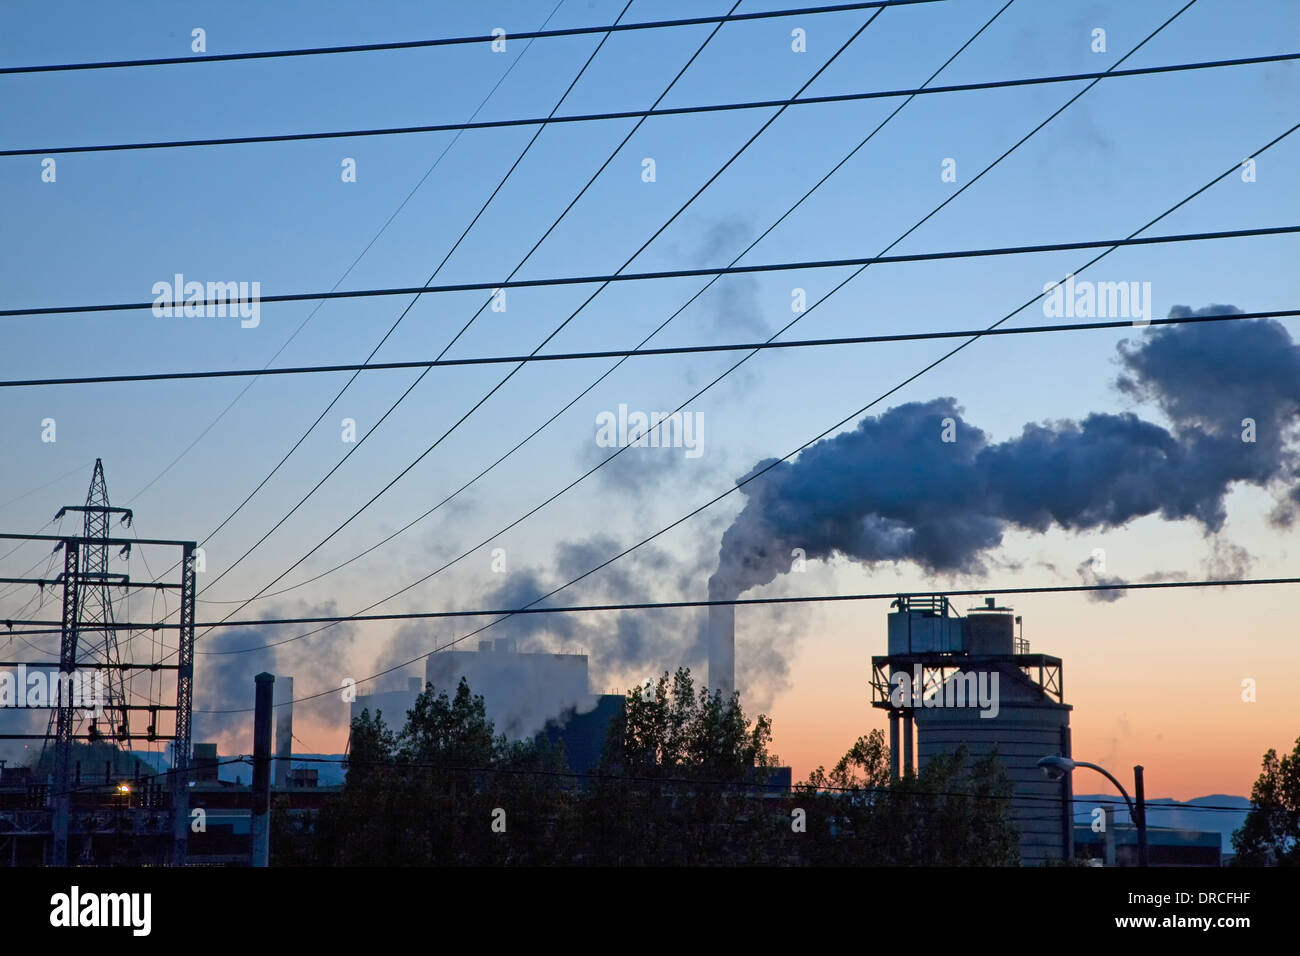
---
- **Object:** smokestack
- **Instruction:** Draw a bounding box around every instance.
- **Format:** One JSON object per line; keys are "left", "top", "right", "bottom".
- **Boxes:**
{"left": 274, "top": 675, "right": 293, "bottom": 789}
{"left": 251, "top": 673, "right": 274, "bottom": 868}
{"left": 708, "top": 602, "right": 734, "bottom": 699}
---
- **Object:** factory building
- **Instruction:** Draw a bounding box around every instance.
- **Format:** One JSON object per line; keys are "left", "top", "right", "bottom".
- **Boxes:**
{"left": 424, "top": 639, "right": 589, "bottom": 741}
{"left": 873, "top": 595, "right": 1073, "bottom": 866}
{"left": 1074, "top": 820, "right": 1223, "bottom": 866}
{"left": 349, "top": 677, "right": 425, "bottom": 732}
{"left": 540, "top": 695, "right": 626, "bottom": 777}
{"left": 349, "top": 642, "right": 614, "bottom": 761}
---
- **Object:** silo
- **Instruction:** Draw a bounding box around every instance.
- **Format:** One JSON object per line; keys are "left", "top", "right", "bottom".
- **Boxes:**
{"left": 874, "top": 597, "right": 1073, "bottom": 865}
{"left": 913, "top": 661, "right": 1073, "bottom": 866}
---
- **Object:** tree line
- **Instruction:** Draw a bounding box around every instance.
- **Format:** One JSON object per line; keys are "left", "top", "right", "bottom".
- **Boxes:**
{"left": 274, "top": 668, "right": 1022, "bottom": 865}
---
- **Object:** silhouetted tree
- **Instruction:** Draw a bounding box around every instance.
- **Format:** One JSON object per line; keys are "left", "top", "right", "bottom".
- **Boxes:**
{"left": 315, "top": 678, "right": 571, "bottom": 865}
{"left": 587, "top": 668, "right": 779, "bottom": 864}
{"left": 1232, "top": 735, "right": 1300, "bottom": 866}
{"left": 312, "top": 670, "right": 1020, "bottom": 866}
{"left": 799, "top": 733, "right": 1019, "bottom": 865}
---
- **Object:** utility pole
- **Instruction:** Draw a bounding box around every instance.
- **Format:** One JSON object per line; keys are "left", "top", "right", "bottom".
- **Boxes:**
{"left": 51, "top": 539, "right": 81, "bottom": 867}
{"left": 0, "top": 459, "right": 197, "bottom": 867}
{"left": 1134, "top": 765, "right": 1149, "bottom": 867}
{"left": 171, "top": 542, "right": 196, "bottom": 866}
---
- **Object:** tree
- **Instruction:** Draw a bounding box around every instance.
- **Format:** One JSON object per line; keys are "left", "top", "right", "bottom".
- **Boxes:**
{"left": 310, "top": 669, "right": 1022, "bottom": 865}
{"left": 1232, "top": 735, "right": 1300, "bottom": 866}
{"left": 589, "top": 668, "right": 779, "bottom": 864}
{"left": 269, "top": 793, "right": 316, "bottom": 866}
{"left": 396, "top": 677, "right": 497, "bottom": 770}
{"left": 613, "top": 668, "right": 773, "bottom": 781}
{"left": 314, "top": 707, "right": 402, "bottom": 865}
{"left": 800, "top": 734, "right": 1020, "bottom": 865}
{"left": 805, "top": 730, "right": 890, "bottom": 798}
{"left": 874, "top": 745, "right": 1020, "bottom": 866}
{"left": 314, "top": 677, "right": 573, "bottom": 865}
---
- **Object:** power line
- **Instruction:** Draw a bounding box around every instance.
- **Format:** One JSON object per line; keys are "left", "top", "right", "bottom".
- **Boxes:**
{"left": 45, "top": 0, "right": 644, "bottom": 631}
{"left": 8, "top": 0, "right": 1281, "bottom": 820}
{"left": 7, "top": 5, "right": 1209, "bottom": 637}
{"left": 245, "top": 93, "right": 1298, "bottom": 702}
{"left": 188, "top": 5, "right": 889, "bottom": 631}
{"left": 193, "top": 0, "right": 1215, "bottom": 631}
{"left": 25, "top": 0, "right": 1004, "bottom": 634}
{"left": 5, "top": 52, "right": 1292, "bottom": 158}
{"left": 0, "top": 461, "right": 95, "bottom": 515}
{"left": 183, "top": 0, "right": 1211, "bottom": 639}
{"left": 106, "top": 0, "right": 587, "bottom": 621}
{"left": 53, "top": 0, "right": 1237, "bottom": 691}
{"left": 403, "top": 131, "right": 1299, "bottom": 689}
{"left": 0, "top": 1, "right": 939, "bottom": 76}
{"left": 121, "top": 0, "right": 570, "bottom": 508}
{"left": 5, "top": 308, "right": 1296, "bottom": 390}
{"left": 183, "top": 576, "right": 1300, "bottom": 635}
{"left": 198, "top": 0, "right": 1021, "bottom": 610}
{"left": 106, "top": 0, "right": 754, "bottom": 631}
{"left": 141, "top": 0, "right": 639, "bottom": 593}
{"left": 0, "top": 518, "right": 64, "bottom": 607}
{"left": 9, "top": 225, "right": 1296, "bottom": 319}
{"left": 0, "top": 574, "right": 177, "bottom": 589}
{"left": 0, "top": 517, "right": 58, "bottom": 573}
{"left": 9, "top": 575, "right": 1297, "bottom": 636}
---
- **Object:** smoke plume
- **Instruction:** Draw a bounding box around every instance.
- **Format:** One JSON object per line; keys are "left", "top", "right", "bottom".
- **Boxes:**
{"left": 709, "top": 310, "right": 1300, "bottom": 606}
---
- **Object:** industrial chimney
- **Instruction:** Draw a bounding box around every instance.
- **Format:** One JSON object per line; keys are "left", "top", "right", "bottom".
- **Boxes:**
{"left": 708, "top": 603, "right": 735, "bottom": 699}
{"left": 273, "top": 676, "right": 293, "bottom": 789}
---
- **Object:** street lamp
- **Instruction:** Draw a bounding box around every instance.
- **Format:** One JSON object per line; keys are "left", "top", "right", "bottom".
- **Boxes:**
{"left": 1038, "top": 755, "right": 1148, "bottom": 867}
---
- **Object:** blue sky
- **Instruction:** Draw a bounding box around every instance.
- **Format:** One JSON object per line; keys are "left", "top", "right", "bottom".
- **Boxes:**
{"left": 2, "top": 0, "right": 1297, "bottom": 794}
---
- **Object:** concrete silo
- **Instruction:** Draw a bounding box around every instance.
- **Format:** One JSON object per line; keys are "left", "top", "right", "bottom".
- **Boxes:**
{"left": 871, "top": 596, "right": 1073, "bottom": 865}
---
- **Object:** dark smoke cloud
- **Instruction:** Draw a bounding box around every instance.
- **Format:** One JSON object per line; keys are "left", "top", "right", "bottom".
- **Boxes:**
{"left": 1117, "top": 305, "right": 1300, "bottom": 527}
{"left": 690, "top": 217, "right": 768, "bottom": 339}
{"left": 1116, "top": 306, "right": 1295, "bottom": 440}
{"left": 582, "top": 431, "right": 690, "bottom": 493}
{"left": 193, "top": 627, "right": 277, "bottom": 747}
{"left": 404, "top": 536, "right": 714, "bottom": 693}
{"left": 710, "top": 310, "right": 1300, "bottom": 602}
{"left": 193, "top": 600, "right": 356, "bottom": 751}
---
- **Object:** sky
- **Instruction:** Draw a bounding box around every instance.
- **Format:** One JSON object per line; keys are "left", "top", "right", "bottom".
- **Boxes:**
{"left": 1, "top": 0, "right": 1297, "bottom": 806}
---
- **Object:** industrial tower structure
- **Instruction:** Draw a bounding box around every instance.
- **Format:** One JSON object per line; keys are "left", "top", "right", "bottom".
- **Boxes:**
{"left": 50, "top": 459, "right": 133, "bottom": 780}
{"left": 0, "top": 459, "right": 196, "bottom": 865}
{"left": 872, "top": 595, "right": 1074, "bottom": 865}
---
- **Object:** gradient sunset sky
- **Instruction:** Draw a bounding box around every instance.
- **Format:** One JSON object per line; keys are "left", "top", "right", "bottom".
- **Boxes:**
{"left": 2, "top": 0, "right": 1297, "bottom": 804}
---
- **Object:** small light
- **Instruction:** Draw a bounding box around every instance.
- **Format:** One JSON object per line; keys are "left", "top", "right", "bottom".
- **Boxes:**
{"left": 116, "top": 783, "right": 130, "bottom": 793}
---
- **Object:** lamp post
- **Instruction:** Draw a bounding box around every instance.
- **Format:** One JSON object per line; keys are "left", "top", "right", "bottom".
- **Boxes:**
{"left": 1038, "top": 755, "right": 1148, "bottom": 867}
